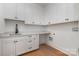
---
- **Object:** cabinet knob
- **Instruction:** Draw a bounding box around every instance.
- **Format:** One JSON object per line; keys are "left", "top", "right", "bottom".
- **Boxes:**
{"left": 28, "top": 47, "right": 32, "bottom": 49}
{"left": 34, "top": 38, "right": 36, "bottom": 40}
{"left": 14, "top": 17, "right": 18, "bottom": 19}
{"left": 28, "top": 40, "right": 32, "bottom": 43}
{"left": 14, "top": 41, "right": 18, "bottom": 43}
{"left": 28, "top": 35, "right": 32, "bottom": 37}
{"left": 65, "top": 18, "right": 69, "bottom": 21}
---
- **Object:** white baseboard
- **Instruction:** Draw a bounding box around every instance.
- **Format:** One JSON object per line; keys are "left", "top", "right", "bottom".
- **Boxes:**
{"left": 46, "top": 43, "right": 77, "bottom": 56}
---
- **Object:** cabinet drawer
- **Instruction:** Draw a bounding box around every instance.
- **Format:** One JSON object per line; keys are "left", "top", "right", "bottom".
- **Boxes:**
{"left": 27, "top": 38, "right": 34, "bottom": 45}
{"left": 27, "top": 40, "right": 33, "bottom": 44}
{"left": 27, "top": 44, "right": 34, "bottom": 52}
{"left": 27, "top": 43, "right": 39, "bottom": 53}
{"left": 27, "top": 35, "right": 36, "bottom": 39}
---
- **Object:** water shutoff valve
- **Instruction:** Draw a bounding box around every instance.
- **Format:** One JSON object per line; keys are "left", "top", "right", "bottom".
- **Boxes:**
{"left": 49, "top": 36, "right": 53, "bottom": 41}
{"left": 49, "top": 33, "right": 55, "bottom": 41}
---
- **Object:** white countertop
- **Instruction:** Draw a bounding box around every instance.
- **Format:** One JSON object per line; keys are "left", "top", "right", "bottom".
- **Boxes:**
{"left": 0, "top": 32, "right": 51, "bottom": 38}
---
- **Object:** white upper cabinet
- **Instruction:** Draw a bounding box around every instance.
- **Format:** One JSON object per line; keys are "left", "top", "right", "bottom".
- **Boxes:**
{"left": 0, "top": 4, "right": 5, "bottom": 33}
{"left": 54, "top": 4, "right": 66, "bottom": 23}
{"left": 2, "top": 3, "right": 79, "bottom": 25}
{"left": 73, "top": 4, "right": 79, "bottom": 20}
{"left": 16, "top": 3, "right": 25, "bottom": 21}
{"left": 45, "top": 4, "right": 67, "bottom": 24}
{"left": 45, "top": 4, "right": 79, "bottom": 25}
{"left": 3, "top": 3, "right": 17, "bottom": 19}
{"left": 65, "top": 4, "right": 75, "bottom": 21}
{"left": 3, "top": 3, "right": 25, "bottom": 21}
{"left": 24, "top": 4, "right": 44, "bottom": 25}
{"left": 64, "top": 4, "right": 79, "bottom": 22}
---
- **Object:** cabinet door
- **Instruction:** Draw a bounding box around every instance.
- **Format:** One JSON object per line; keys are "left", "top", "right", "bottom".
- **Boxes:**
{"left": 27, "top": 35, "right": 35, "bottom": 45}
{"left": 0, "top": 4, "right": 5, "bottom": 33}
{"left": 65, "top": 4, "right": 74, "bottom": 21}
{"left": 0, "top": 39, "right": 2, "bottom": 56}
{"left": 2, "top": 38, "right": 15, "bottom": 56}
{"left": 26, "top": 35, "right": 39, "bottom": 52}
{"left": 26, "top": 35, "right": 35, "bottom": 52}
{"left": 16, "top": 3, "right": 25, "bottom": 20}
{"left": 73, "top": 4, "right": 79, "bottom": 20}
{"left": 15, "top": 37, "right": 27, "bottom": 55}
{"left": 33, "top": 35, "right": 39, "bottom": 49}
{"left": 3, "top": 3, "right": 16, "bottom": 19}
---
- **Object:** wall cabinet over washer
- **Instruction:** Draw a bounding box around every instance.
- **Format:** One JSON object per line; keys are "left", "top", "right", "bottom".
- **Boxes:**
{"left": 3, "top": 3, "right": 17, "bottom": 20}
{"left": 3, "top": 3, "right": 25, "bottom": 21}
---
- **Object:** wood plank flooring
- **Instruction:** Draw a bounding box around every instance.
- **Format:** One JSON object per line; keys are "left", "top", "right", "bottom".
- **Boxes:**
{"left": 22, "top": 44, "right": 68, "bottom": 56}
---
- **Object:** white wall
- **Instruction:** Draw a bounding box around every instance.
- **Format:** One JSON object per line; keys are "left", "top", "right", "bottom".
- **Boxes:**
{"left": 46, "top": 22, "right": 78, "bottom": 55}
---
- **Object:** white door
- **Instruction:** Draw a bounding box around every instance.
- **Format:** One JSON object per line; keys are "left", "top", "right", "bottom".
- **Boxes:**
{"left": 16, "top": 3, "right": 25, "bottom": 21}
{"left": 3, "top": 3, "right": 16, "bottom": 19}
{"left": 2, "top": 38, "right": 15, "bottom": 56}
{"left": 15, "top": 37, "right": 27, "bottom": 55}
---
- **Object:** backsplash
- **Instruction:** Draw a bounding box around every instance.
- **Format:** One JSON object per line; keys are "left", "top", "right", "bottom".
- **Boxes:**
{"left": 5, "top": 19, "right": 46, "bottom": 34}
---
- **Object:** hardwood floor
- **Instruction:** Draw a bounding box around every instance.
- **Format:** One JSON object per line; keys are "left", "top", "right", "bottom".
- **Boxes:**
{"left": 22, "top": 44, "right": 68, "bottom": 56}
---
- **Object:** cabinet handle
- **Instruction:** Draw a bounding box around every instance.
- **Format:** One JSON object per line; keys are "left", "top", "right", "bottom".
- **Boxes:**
{"left": 34, "top": 38, "right": 36, "bottom": 40}
{"left": 28, "top": 47, "right": 32, "bottom": 49}
{"left": 28, "top": 40, "right": 32, "bottom": 43}
{"left": 14, "top": 41, "right": 18, "bottom": 43}
{"left": 14, "top": 17, "right": 18, "bottom": 19}
{"left": 28, "top": 35, "right": 32, "bottom": 37}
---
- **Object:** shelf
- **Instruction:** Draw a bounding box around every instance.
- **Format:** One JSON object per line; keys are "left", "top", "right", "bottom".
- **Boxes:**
{"left": 47, "top": 20, "right": 79, "bottom": 26}
{"left": 5, "top": 18, "right": 79, "bottom": 26}
{"left": 4, "top": 18, "right": 25, "bottom": 22}
{"left": 24, "top": 23, "right": 48, "bottom": 26}
{"left": 24, "top": 19, "right": 79, "bottom": 26}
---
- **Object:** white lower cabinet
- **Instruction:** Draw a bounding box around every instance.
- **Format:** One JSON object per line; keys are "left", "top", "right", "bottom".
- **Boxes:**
{"left": 26, "top": 35, "right": 39, "bottom": 52}
{"left": 34, "top": 35, "right": 39, "bottom": 49}
{"left": 2, "top": 38, "right": 15, "bottom": 56}
{"left": 15, "top": 37, "right": 27, "bottom": 55}
{"left": 2, "top": 34, "right": 39, "bottom": 56}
